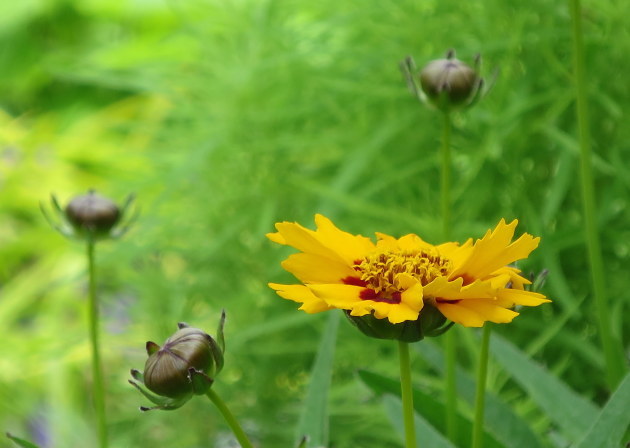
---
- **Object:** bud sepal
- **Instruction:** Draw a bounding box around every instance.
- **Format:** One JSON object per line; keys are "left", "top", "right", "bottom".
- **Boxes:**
{"left": 345, "top": 303, "right": 454, "bottom": 343}
{"left": 129, "top": 311, "right": 226, "bottom": 411}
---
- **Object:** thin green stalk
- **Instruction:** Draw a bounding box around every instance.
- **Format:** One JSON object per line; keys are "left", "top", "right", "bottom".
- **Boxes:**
{"left": 398, "top": 341, "right": 417, "bottom": 448}
{"left": 87, "top": 240, "right": 107, "bottom": 448}
{"left": 471, "top": 324, "right": 491, "bottom": 448}
{"left": 440, "top": 111, "right": 458, "bottom": 443}
{"left": 569, "top": 0, "right": 626, "bottom": 389}
{"left": 440, "top": 112, "right": 452, "bottom": 241}
{"left": 206, "top": 388, "right": 255, "bottom": 448}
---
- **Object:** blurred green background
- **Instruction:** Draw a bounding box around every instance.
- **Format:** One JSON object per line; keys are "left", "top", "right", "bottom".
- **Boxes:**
{"left": 1, "top": 0, "right": 628, "bottom": 447}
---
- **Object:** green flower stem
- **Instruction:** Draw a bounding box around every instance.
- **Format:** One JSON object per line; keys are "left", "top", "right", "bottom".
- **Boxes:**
{"left": 398, "top": 341, "right": 417, "bottom": 448}
{"left": 87, "top": 240, "right": 107, "bottom": 448}
{"left": 440, "top": 111, "right": 458, "bottom": 443}
{"left": 471, "top": 324, "right": 491, "bottom": 448}
{"left": 569, "top": 0, "right": 626, "bottom": 389}
{"left": 440, "top": 112, "right": 452, "bottom": 241}
{"left": 206, "top": 388, "right": 255, "bottom": 448}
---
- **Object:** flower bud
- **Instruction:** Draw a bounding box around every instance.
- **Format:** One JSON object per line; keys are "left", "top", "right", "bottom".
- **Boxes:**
{"left": 420, "top": 52, "right": 478, "bottom": 111}
{"left": 65, "top": 190, "right": 120, "bottom": 238}
{"left": 144, "top": 325, "right": 222, "bottom": 399}
{"left": 345, "top": 304, "right": 452, "bottom": 343}
{"left": 129, "top": 312, "right": 226, "bottom": 411}
{"left": 41, "top": 189, "right": 137, "bottom": 242}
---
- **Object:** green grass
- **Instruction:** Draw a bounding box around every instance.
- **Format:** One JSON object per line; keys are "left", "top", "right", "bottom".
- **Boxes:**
{"left": 1, "top": 0, "right": 629, "bottom": 447}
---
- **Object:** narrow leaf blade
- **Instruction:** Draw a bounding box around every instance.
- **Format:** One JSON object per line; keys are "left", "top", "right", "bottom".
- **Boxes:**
{"left": 415, "top": 341, "right": 544, "bottom": 448}
{"left": 358, "top": 369, "right": 503, "bottom": 448}
{"left": 295, "top": 312, "right": 340, "bottom": 447}
{"left": 575, "top": 373, "right": 630, "bottom": 448}
{"left": 382, "top": 394, "right": 456, "bottom": 448}
{"left": 6, "top": 433, "right": 41, "bottom": 448}
{"left": 490, "top": 333, "right": 599, "bottom": 442}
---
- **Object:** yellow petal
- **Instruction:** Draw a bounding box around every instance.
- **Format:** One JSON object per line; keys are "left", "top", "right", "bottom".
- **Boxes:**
{"left": 377, "top": 302, "right": 420, "bottom": 324}
{"left": 266, "top": 232, "right": 286, "bottom": 245}
{"left": 399, "top": 275, "right": 425, "bottom": 312}
{"left": 455, "top": 299, "right": 519, "bottom": 324}
{"left": 281, "top": 253, "right": 356, "bottom": 284}
{"left": 497, "top": 288, "right": 551, "bottom": 306}
{"left": 272, "top": 221, "right": 345, "bottom": 263}
{"left": 268, "top": 283, "right": 332, "bottom": 313}
{"left": 436, "top": 302, "right": 486, "bottom": 327}
{"left": 423, "top": 276, "right": 463, "bottom": 297}
{"left": 314, "top": 214, "right": 375, "bottom": 263}
{"left": 396, "top": 234, "right": 432, "bottom": 251}
{"left": 452, "top": 219, "right": 540, "bottom": 280}
{"left": 424, "top": 277, "right": 494, "bottom": 300}
{"left": 308, "top": 284, "right": 365, "bottom": 309}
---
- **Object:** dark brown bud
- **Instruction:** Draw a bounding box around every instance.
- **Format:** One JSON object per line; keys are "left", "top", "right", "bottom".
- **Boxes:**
{"left": 143, "top": 324, "right": 223, "bottom": 399}
{"left": 65, "top": 190, "right": 120, "bottom": 237}
{"left": 419, "top": 51, "right": 478, "bottom": 110}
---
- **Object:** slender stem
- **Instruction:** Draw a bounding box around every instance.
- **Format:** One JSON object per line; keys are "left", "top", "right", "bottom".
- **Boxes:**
{"left": 569, "top": 0, "right": 625, "bottom": 389}
{"left": 440, "top": 111, "right": 458, "bottom": 443}
{"left": 471, "top": 324, "right": 491, "bottom": 448}
{"left": 206, "top": 388, "right": 255, "bottom": 448}
{"left": 87, "top": 240, "right": 107, "bottom": 448}
{"left": 440, "top": 112, "right": 452, "bottom": 241}
{"left": 398, "top": 341, "right": 417, "bottom": 448}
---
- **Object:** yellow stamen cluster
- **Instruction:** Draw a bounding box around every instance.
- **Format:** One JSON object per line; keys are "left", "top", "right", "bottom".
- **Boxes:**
{"left": 357, "top": 248, "right": 452, "bottom": 295}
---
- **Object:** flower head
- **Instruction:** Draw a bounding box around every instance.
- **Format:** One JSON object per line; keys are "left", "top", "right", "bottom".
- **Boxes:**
{"left": 267, "top": 215, "right": 549, "bottom": 340}
{"left": 41, "top": 189, "right": 137, "bottom": 242}
{"left": 128, "top": 312, "right": 226, "bottom": 411}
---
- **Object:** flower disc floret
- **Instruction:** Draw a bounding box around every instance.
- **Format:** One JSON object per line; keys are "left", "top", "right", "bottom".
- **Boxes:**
{"left": 355, "top": 248, "right": 452, "bottom": 300}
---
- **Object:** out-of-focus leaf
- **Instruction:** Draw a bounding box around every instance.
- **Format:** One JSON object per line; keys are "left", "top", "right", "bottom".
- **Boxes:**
{"left": 575, "top": 373, "right": 630, "bottom": 448}
{"left": 490, "top": 334, "right": 599, "bottom": 442}
{"left": 415, "top": 341, "right": 544, "bottom": 448}
{"left": 295, "top": 312, "right": 339, "bottom": 447}
{"left": 358, "top": 369, "right": 503, "bottom": 448}
{"left": 382, "top": 394, "right": 456, "bottom": 448}
{"left": 6, "top": 433, "right": 40, "bottom": 448}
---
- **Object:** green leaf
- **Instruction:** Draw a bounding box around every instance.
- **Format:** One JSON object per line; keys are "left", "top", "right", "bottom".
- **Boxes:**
{"left": 574, "top": 373, "right": 630, "bottom": 448}
{"left": 490, "top": 334, "right": 599, "bottom": 442}
{"left": 358, "top": 369, "right": 503, "bottom": 448}
{"left": 295, "top": 311, "right": 340, "bottom": 447}
{"left": 414, "top": 341, "right": 544, "bottom": 448}
{"left": 382, "top": 394, "right": 456, "bottom": 448}
{"left": 6, "top": 433, "right": 41, "bottom": 448}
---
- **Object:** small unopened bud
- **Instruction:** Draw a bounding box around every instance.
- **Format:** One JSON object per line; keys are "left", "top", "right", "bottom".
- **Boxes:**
{"left": 65, "top": 190, "right": 120, "bottom": 237}
{"left": 345, "top": 304, "right": 452, "bottom": 342}
{"left": 420, "top": 50, "right": 478, "bottom": 111}
{"left": 41, "top": 189, "right": 137, "bottom": 241}
{"left": 144, "top": 325, "right": 222, "bottom": 399}
{"left": 129, "top": 312, "right": 226, "bottom": 411}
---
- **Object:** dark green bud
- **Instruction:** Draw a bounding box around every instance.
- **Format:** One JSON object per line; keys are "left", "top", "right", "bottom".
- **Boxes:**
{"left": 345, "top": 304, "right": 453, "bottom": 343}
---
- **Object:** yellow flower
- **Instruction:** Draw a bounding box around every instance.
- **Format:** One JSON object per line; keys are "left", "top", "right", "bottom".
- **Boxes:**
{"left": 267, "top": 215, "right": 549, "bottom": 328}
